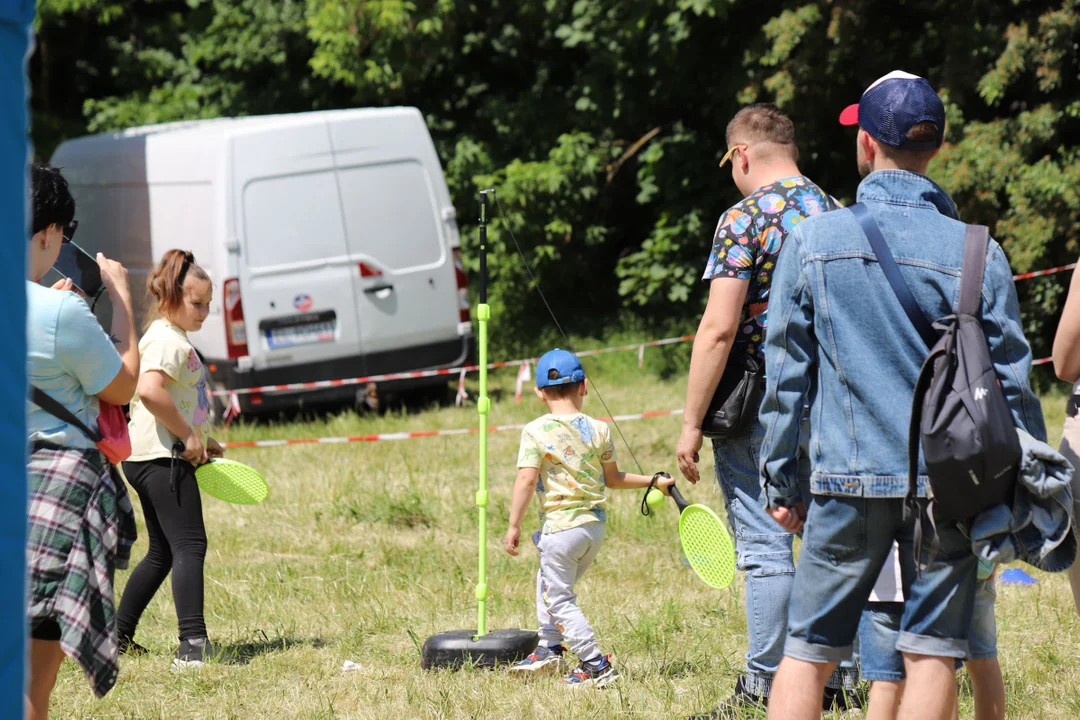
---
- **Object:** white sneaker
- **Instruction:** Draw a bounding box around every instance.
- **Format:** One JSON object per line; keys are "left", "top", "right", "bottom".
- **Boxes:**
{"left": 563, "top": 654, "right": 619, "bottom": 688}
{"left": 508, "top": 646, "right": 567, "bottom": 674}
{"left": 172, "top": 637, "right": 218, "bottom": 669}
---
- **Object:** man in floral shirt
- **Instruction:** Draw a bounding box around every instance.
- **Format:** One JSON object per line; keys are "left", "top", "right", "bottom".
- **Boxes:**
{"left": 677, "top": 104, "right": 844, "bottom": 718}
{"left": 702, "top": 176, "right": 834, "bottom": 361}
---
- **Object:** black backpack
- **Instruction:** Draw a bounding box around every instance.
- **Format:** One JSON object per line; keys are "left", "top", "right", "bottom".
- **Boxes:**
{"left": 851, "top": 204, "right": 1021, "bottom": 535}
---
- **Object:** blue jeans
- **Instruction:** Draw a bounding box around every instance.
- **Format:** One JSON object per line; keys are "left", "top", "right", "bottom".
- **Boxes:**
{"left": 786, "top": 496, "right": 978, "bottom": 664}
{"left": 712, "top": 418, "right": 857, "bottom": 695}
{"left": 860, "top": 575, "right": 998, "bottom": 681}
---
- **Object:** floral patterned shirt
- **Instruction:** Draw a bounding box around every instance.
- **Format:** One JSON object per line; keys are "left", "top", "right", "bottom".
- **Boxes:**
{"left": 517, "top": 413, "right": 615, "bottom": 533}
{"left": 702, "top": 176, "right": 838, "bottom": 363}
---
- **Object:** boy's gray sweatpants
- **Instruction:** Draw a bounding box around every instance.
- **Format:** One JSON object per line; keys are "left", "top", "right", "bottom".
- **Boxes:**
{"left": 535, "top": 522, "right": 605, "bottom": 660}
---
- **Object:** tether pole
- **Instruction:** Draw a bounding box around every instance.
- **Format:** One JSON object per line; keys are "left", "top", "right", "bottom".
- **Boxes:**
{"left": 474, "top": 189, "right": 493, "bottom": 637}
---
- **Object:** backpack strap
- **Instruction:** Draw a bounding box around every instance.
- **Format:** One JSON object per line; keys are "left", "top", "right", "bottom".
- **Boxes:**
{"left": 29, "top": 386, "right": 102, "bottom": 444}
{"left": 849, "top": 204, "right": 939, "bottom": 348}
{"left": 908, "top": 349, "right": 951, "bottom": 576}
{"left": 958, "top": 224, "right": 990, "bottom": 317}
{"left": 907, "top": 352, "right": 939, "bottom": 500}
{"left": 914, "top": 501, "right": 943, "bottom": 576}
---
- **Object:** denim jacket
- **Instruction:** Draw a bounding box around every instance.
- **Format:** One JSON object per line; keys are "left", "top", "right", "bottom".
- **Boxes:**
{"left": 760, "top": 171, "right": 1046, "bottom": 506}
{"left": 971, "top": 429, "right": 1076, "bottom": 573}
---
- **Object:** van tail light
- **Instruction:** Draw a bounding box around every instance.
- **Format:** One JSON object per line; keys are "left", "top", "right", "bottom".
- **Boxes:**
{"left": 452, "top": 247, "right": 470, "bottom": 323}
{"left": 223, "top": 278, "right": 248, "bottom": 359}
{"left": 359, "top": 261, "right": 383, "bottom": 278}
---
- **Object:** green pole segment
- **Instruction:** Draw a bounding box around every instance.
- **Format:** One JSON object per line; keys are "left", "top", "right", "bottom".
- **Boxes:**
{"left": 475, "top": 190, "right": 491, "bottom": 639}
{"left": 475, "top": 304, "right": 489, "bottom": 637}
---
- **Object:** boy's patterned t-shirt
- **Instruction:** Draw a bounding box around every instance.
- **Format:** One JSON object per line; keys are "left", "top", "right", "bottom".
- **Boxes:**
{"left": 517, "top": 413, "right": 616, "bottom": 533}
{"left": 702, "top": 175, "right": 838, "bottom": 364}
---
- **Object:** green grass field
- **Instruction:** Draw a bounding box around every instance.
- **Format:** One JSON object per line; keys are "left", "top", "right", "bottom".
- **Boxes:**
{"left": 48, "top": 351, "right": 1080, "bottom": 719}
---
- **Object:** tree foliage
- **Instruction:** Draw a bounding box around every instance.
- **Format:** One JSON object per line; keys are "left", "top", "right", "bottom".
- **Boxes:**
{"left": 31, "top": 0, "right": 1080, "bottom": 359}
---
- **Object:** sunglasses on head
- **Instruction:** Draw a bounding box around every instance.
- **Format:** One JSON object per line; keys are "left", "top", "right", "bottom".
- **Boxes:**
{"left": 719, "top": 144, "right": 748, "bottom": 168}
{"left": 61, "top": 220, "right": 78, "bottom": 244}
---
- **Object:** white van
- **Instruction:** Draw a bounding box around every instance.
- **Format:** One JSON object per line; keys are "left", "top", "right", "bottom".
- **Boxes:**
{"left": 51, "top": 108, "right": 472, "bottom": 413}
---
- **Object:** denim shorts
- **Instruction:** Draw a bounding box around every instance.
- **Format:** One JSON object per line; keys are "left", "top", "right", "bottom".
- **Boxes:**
{"left": 784, "top": 495, "right": 979, "bottom": 663}
{"left": 859, "top": 575, "right": 997, "bottom": 681}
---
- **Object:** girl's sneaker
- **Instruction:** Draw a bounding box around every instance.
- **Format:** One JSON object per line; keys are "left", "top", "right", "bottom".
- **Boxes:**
{"left": 172, "top": 637, "right": 219, "bottom": 668}
{"left": 118, "top": 635, "right": 149, "bottom": 656}
{"left": 509, "top": 645, "right": 567, "bottom": 674}
{"left": 563, "top": 654, "right": 619, "bottom": 688}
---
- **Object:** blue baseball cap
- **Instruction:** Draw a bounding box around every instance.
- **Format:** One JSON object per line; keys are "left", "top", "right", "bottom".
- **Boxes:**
{"left": 536, "top": 348, "right": 585, "bottom": 389}
{"left": 839, "top": 71, "right": 945, "bottom": 151}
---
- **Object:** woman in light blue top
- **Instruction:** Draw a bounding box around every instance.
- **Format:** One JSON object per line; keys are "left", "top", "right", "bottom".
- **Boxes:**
{"left": 25, "top": 164, "right": 140, "bottom": 719}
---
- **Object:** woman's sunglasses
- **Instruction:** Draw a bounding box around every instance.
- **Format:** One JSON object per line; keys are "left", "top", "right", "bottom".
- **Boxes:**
{"left": 61, "top": 220, "right": 78, "bottom": 244}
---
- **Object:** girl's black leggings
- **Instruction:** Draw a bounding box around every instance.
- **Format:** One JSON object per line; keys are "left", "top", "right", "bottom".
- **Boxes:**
{"left": 116, "top": 457, "right": 208, "bottom": 641}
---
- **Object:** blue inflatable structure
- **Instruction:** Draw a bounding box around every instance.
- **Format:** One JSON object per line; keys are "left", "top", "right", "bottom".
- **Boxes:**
{"left": 1, "top": 1, "right": 36, "bottom": 715}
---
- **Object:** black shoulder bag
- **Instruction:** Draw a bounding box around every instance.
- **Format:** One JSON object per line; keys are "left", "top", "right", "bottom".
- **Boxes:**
{"left": 700, "top": 352, "right": 763, "bottom": 439}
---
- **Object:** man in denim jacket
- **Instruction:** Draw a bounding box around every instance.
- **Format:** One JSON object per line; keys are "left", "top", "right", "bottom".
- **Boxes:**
{"left": 759, "top": 71, "right": 1045, "bottom": 720}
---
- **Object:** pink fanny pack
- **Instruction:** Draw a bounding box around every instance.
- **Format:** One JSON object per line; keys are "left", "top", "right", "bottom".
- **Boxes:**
{"left": 31, "top": 386, "right": 132, "bottom": 465}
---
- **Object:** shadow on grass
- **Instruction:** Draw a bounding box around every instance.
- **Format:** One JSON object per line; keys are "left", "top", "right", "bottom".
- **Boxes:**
{"left": 218, "top": 636, "right": 329, "bottom": 665}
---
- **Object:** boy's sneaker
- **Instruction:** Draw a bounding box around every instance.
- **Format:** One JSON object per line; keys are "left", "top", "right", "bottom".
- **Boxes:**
{"left": 118, "top": 635, "right": 149, "bottom": 657}
{"left": 172, "top": 637, "right": 219, "bottom": 668}
{"left": 562, "top": 654, "right": 619, "bottom": 688}
{"left": 509, "top": 645, "right": 567, "bottom": 674}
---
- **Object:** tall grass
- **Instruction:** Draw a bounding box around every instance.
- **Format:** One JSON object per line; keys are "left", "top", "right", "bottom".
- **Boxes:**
{"left": 49, "top": 356, "right": 1080, "bottom": 719}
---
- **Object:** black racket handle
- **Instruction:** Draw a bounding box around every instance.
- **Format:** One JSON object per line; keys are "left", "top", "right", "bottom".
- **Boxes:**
{"left": 668, "top": 483, "right": 690, "bottom": 514}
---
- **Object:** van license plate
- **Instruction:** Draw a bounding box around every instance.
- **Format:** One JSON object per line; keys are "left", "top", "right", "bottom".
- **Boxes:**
{"left": 266, "top": 320, "right": 335, "bottom": 349}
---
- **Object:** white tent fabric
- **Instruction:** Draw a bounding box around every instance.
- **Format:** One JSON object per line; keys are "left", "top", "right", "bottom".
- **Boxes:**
{"left": 0, "top": 0, "right": 35, "bottom": 715}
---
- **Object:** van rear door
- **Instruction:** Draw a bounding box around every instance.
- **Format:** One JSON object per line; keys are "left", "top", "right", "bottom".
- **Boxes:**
{"left": 329, "top": 114, "right": 461, "bottom": 373}
{"left": 231, "top": 122, "right": 363, "bottom": 372}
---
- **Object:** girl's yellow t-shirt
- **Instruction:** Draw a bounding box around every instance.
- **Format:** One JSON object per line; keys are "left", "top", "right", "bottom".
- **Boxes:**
{"left": 127, "top": 319, "right": 212, "bottom": 461}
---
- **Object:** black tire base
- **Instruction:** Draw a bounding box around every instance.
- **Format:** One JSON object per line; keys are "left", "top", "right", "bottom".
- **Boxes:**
{"left": 421, "top": 629, "right": 538, "bottom": 670}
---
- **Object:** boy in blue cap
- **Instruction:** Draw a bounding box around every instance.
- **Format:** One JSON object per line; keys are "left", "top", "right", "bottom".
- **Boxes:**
{"left": 504, "top": 348, "right": 673, "bottom": 687}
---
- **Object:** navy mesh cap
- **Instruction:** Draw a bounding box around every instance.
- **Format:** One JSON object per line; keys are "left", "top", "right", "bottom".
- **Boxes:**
{"left": 839, "top": 71, "right": 945, "bottom": 150}
{"left": 536, "top": 348, "right": 585, "bottom": 388}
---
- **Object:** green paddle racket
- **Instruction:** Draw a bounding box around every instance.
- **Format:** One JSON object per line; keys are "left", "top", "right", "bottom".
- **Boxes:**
{"left": 194, "top": 458, "right": 269, "bottom": 505}
{"left": 651, "top": 475, "right": 736, "bottom": 589}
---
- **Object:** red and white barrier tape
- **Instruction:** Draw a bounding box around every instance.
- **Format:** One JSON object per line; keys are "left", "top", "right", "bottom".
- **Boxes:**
{"left": 1012, "top": 263, "right": 1076, "bottom": 282}
{"left": 454, "top": 368, "right": 469, "bottom": 407}
{"left": 222, "top": 352, "right": 1059, "bottom": 448}
{"left": 212, "top": 364, "right": 477, "bottom": 398}
{"left": 210, "top": 334, "right": 695, "bottom": 397}
{"left": 514, "top": 361, "right": 531, "bottom": 404}
{"left": 223, "top": 407, "right": 685, "bottom": 449}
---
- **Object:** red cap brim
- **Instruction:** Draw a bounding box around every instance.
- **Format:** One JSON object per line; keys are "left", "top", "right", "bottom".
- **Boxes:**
{"left": 839, "top": 103, "right": 860, "bottom": 126}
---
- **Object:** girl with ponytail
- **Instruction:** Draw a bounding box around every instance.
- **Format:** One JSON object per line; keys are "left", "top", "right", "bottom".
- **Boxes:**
{"left": 117, "top": 249, "right": 223, "bottom": 667}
